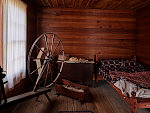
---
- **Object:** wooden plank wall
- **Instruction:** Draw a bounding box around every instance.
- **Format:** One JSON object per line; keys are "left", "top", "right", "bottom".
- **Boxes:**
{"left": 136, "top": 5, "right": 150, "bottom": 68}
{"left": 24, "top": 0, "right": 38, "bottom": 58}
{"left": 37, "top": 8, "right": 137, "bottom": 59}
{"left": 22, "top": 0, "right": 37, "bottom": 91}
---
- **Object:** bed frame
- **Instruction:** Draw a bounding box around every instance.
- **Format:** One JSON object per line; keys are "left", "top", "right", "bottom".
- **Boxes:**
{"left": 94, "top": 57, "right": 150, "bottom": 113}
{"left": 107, "top": 81, "right": 150, "bottom": 113}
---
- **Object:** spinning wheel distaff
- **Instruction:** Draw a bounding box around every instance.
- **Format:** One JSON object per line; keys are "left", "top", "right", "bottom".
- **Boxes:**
{"left": 27, "top": 33, "right": 65, "bottom": 91}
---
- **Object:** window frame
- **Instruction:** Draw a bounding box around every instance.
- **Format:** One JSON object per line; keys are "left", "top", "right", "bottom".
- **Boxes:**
{"left": 0, "top": 0, "right": 2, "bottom": 66}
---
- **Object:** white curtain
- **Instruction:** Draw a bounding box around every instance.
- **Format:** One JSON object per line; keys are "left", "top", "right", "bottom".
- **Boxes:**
{"left": 3, "top": 0, "right": 27, "bottom": 89}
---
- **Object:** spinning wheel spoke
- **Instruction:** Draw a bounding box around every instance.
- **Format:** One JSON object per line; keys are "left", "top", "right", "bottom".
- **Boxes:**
{"left": 33, "top": 61, "right": 48, "bottom": 91}
{"left": 53, "top": 50, "right": 64, "bottom": 59}
{"left": 30, "top": 61, "right": 48, "bottom": 75}
{"left": 30, "top": 57, "right": 49, "bottom": 61}
{"left": 35, "top": 44, "right": 49, "bottom": 58}
{"left": 52, "top": 40, "right": 61, "bottom": 56}
{"left": 50, "top": 34, "right": 55, "bottom": 55}
{"left": 38, "top": 79, "right": 45, "bottom": 88}
{"left": 43, "top": 63, "right": 49, "bottom": 87}
{"left": 27, "top": 33, "right": 64, "bottom": 91}
{"left": 49, "top": 64, "right": 53, "bottom": 83}
{"left": 44, "top": 34, "right": 50, "bottom": 55}
{"left": 44, "top": 62, "right": 52, "bottom": 87}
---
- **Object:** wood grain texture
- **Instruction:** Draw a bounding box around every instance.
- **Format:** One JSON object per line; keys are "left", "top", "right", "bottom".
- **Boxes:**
{"left": 25, "top": 0, "right": 38, "bottom": 57}
{"left": 24, "top": 0, "right": 38, "bottom": 89}
{"left": 57, "top": 63, "right": 93, "bottom": 86}
{"left": 22, "top": 0, "right": 38, "bottom": 59}
{"left": 4, "top": 81, "right": 150, "bottom": 113}
{"left": 136, "top": 5, "right": 150, "bottom": 68}
{"left": 38, "top": 8, "right": 136, "bottom": 59}
{"left": 36, "top": 0, "right": 150, "bottom": 10}
{"left": 0, "top": 88, "right": 51, "bottom": 110}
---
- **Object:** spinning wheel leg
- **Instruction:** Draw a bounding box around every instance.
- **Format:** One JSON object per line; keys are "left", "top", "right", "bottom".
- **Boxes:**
{"left": 44, "top": 93, "right": 51, "bottom": 102}
{"left": 35, "top": 93, "right": 51, "bottom": 102}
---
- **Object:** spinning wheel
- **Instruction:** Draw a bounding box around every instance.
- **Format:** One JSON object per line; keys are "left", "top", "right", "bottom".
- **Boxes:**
{"left": 27, "top": 33, "right": 64, "bottom": 91}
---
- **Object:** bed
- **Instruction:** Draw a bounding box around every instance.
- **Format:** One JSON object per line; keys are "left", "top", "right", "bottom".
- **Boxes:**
{"left": 97, "top": 58, "right": 150, "bottom": 113}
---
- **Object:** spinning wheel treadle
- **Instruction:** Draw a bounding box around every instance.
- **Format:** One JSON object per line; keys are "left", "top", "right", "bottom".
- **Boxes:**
{"left": 27, "top": 33, "right": 64, "bottom": 91}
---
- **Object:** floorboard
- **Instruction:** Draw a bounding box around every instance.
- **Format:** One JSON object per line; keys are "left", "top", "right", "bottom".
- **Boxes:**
{"left": 2, "top": 80, "right": 150, "bottom": 113}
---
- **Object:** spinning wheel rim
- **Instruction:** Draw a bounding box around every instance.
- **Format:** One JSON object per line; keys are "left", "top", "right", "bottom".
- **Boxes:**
{"left": 27, "top": 33, "right": 64, "bottom": 91}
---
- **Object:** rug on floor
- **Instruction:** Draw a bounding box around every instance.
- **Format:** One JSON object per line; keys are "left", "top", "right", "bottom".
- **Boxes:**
{"left": 58, "top": 111, "right": 93, "bottom": 113}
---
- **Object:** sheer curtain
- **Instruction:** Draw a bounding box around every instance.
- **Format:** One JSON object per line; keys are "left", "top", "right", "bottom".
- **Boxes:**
{"left": 0, "top": 0, "right": 2, "bottom": 66}
{"left": 3, "top": 0, "right": 27, "bottom": 90}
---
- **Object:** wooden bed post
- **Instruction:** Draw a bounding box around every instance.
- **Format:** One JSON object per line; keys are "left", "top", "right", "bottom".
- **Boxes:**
{"left": 94, "top": 55, "right": 97, "bottom": 83}
{"left": 129, "top": 91, "right": 137, "bottom": 113}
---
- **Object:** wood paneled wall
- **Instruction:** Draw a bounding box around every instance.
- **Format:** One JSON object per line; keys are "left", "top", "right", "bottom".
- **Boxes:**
{"left": 23, "top": 0, "right": 37, "bottom": 89}
{"left": 38, "top": 8, "right": 137, "bottom": 59}
{"left": 136, "top": 5, "right": 150, "bottom": 68}
{"left": 24, "top": 0, "right": 37, "bottom": 57}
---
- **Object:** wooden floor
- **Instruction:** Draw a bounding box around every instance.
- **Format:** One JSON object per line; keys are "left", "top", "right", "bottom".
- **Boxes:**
{"left": 6, "top": 80, "right": 150, "bottom": 113}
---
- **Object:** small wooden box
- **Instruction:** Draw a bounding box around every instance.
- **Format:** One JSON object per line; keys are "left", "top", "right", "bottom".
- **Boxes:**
{"left": 55, "top": 79, "right": 89, "bottom": 101}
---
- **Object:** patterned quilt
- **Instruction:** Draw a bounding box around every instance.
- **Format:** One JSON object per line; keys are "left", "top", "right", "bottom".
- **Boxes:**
{"left": 98, "top": 59, "right": 149, "bottom": 88}
{"left": 110, "top": 71, "right": 150, "bottom": 89}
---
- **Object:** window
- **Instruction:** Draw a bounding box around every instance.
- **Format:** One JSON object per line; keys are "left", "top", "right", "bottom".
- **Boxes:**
{"left": 0, "top": 0, "right": 2, "bottom": 66}
{"left": 2, "top": 0, "right": 27, "bottom": 89}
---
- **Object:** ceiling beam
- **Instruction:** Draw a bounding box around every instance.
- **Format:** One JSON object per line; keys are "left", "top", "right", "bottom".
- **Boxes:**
{"left": 89, "top": 0, "right": 96, "bottom": 8}
{"left": 55, "top": 0, "right": 58, "bottom": 8}
{"left": 36, "top": 0, "right": 43, "bottom": 7}
{"left": 72, "top": 0, "right": 76, "bottom": 8}
{"left": 90, "top": 0, "right": 99, "bottom": 9}
{"left": 41, "top": 0, "right": 46, "bottom": 6}
{"left": 131, "top": 0, "right": 150, "bottom": 10}
{"left": 37, "top": 0, "right": 150, "bottom": 10}
{"left": 79, "top": 0, "right": 84, "bottom": 8}
{"left": 48, "top": 0, "right": 53, "bottom": 7}
{"left": 85, "top": 0, "right": 91, "bottom": 8}
{"left": 63, "top": 0, "right": 65, "bottom": 8}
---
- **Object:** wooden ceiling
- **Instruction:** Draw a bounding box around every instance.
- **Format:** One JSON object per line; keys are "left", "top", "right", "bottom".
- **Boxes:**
{"left": 36, "top": 0, "right": 150, "bottom": 10}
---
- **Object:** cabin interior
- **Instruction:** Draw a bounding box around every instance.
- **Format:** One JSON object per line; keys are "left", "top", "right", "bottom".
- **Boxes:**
{"left": 0, "top": 0, "right": 150, "bottom": 113}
